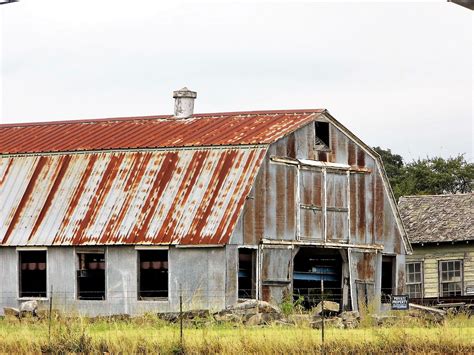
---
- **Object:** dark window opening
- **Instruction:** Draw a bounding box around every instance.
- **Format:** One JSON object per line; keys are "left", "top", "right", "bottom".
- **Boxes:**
{"left": 293, "top": 248, "right": 342, "bottom": 309}
{"left": 381, "top": 256, "right": 395, "bottom": 302}
{"left": 77, "top": 252, "right": 106, "bottom": 300}
{"left": 238, "top": 249, "right": 256, "bottom": 299}
{"left": 314, "top": 121, "right": 330, "bottom": 148}
{"left": 138, "top": 250, "right": 168, "bottom": 299}
{"left": 19, "top": 251, "right": 47, "bottom": 298}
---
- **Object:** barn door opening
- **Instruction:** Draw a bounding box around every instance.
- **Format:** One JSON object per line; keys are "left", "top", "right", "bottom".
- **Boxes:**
{"left": 238, "top": 249, "right": 256, "bottom": 299}
{"left": 381, "top": 255, "right": 395, "bottom": 303}
{"left": 293, "top": 247, "right": 342, "bottom": 309}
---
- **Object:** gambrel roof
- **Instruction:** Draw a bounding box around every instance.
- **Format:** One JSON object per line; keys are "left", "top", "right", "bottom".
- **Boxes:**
{"left": 0, "top": 110, "right": 324, "bottom": 154}
{"left": 0, "top": 110, "right": 324, "bottom": 246}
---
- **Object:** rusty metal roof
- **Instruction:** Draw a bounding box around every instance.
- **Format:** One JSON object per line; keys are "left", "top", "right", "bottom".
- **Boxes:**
{"left": 0, "top": 110, "right": 325, "bottom": 246}
{"left": 0, "top": 147, "right": 267, "bottom": 246}
{"left": 0, "top": 110, "right": 324, "bottom": 154}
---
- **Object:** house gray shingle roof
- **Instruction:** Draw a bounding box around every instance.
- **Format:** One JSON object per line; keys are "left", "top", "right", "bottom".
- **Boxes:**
{"left": 398, "top": 193, "right": 473, "bottom": 244}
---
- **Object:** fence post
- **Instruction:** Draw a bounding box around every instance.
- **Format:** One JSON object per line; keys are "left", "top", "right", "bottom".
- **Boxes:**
{"left": 321, "top": 279, "right": 325, "bottom": 352}
{"left": 48, "top": 285, "right": 53, "bottom": 346}
{"left": 179, "top": 287, "right": 183, "bottom": 349}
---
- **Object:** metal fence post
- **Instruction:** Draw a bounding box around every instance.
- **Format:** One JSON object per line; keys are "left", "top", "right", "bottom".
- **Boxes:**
{"left": 180, "top": 287, "right": 183, "bottom": 349}
{"left": 48, "top": 285, "right": 53, "bottom": 346}
{"left": 321, "top": 279, "right": 325, "bottom": 353}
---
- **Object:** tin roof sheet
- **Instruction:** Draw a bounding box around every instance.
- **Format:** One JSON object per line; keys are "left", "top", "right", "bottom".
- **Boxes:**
{"left": 0, "top": 110, "right": 324, "bottom": 154}
{"left": 0, "top": 147, "right": 266, "bottom": 246}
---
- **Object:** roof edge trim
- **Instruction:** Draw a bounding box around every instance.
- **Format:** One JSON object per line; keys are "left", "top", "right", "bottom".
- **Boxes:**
{"left": 0, "top": 109, "right": 326, "bottom": 128}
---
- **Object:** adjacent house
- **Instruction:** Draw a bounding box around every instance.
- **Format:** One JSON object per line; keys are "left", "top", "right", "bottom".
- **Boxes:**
{"left": 0, "top": 88, "right": 411, "bottom": 316}
{"left": 399, "top": 193, "right": 474, "bottom": 302}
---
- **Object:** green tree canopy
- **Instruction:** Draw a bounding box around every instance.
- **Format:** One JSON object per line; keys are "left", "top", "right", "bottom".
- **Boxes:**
{"left": 373, "top": 147, "right": 473, "bottom": 200}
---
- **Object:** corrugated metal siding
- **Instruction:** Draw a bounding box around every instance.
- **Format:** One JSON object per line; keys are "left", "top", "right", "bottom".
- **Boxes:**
{"left": 236, "top": 120, "right": 406, "bottom": 254}
{"left": 0, "top": 147, "right": 266, "bottom": 246}
{"left": 0, "top": 111, "right": 323, "bottom": 154}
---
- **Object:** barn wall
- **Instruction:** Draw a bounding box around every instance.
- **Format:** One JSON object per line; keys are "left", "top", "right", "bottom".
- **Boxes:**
{"left": 0, "top": 246, "right": 227, "bottom": 316}
{"left": 169, "top": 247, "right": 226, "bottom": 311}
{"left": 0, "top": 247, "right": 17, "bottom": 312}
{"left": 407, "top": 244, "right": 474, "bottom": 298}
{"left": 225, "top": 245, "right": 239, "bottom": 307}
{"left": 228, "top": 116, "right": 407, "bottom": 311}
{"left": 233, "top": 118, "right": 405, "bottom": 255}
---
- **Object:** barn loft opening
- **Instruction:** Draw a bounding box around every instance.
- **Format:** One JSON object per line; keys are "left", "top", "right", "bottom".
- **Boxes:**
{"left": 314, "top": 121, "right": 330, "bottom": 148}
{"left": 77, "top": 252, "right": 106, "bottom": 300}
{"left": 138, "top": 250, "right": 168, "bottom": 299}
{"left": 19, "top": 250, "right": 47, "bottom": 298}
{"left": 293, "top": 248, "right": 342, "bottom": 308}
{"left": 238, "top": 248, "right": 256, "bottom": 299}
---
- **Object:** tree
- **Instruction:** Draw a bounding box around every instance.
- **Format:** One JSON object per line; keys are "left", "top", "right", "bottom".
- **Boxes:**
{"left": 401, "top": 155, "right": 474, "bottom": 195}
{"left": 373, "top": 146, "right": 404, "bottom": 182}
{"left": 373, "top": 147, "right": 474, "bottom": 200}
{"left": 373, "top": 147, "right": 406, "bottom": 199}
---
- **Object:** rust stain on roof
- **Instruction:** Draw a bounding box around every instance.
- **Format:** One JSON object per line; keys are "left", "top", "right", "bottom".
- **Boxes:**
{"left": 0, "top": 110, "right": 324, "bottom": 154}
{"left": 0, "top": 109, "right": 327, "bottom": 246}
{"left": 0, "top": 148, "right": 267, "bottom": 246}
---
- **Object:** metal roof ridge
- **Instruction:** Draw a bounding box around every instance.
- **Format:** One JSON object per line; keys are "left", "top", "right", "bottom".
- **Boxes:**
{"left": 0, "top": 109, "right": 326, "bottom": 128}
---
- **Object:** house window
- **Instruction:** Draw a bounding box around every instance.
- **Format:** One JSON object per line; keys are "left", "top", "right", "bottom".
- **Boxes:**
{"left": 406, "top": 262, "right": 423, "bottom": 298}
{"left": 19, "top": 251, "right": 47, "bottom": 298}
{"left": 314, "top": 121, "right": 330, "bottom": 148}
{"left": 439, "top": 260, "right": 463, "bottom": 297}
{"left": 238, "top": 249, "right": 256, "bottom": 299}
{"left": 138, "top": 250, "right": 168, "bottom": 299}
{"left": 77, "top": 252, "right": 106, "bottom": 300}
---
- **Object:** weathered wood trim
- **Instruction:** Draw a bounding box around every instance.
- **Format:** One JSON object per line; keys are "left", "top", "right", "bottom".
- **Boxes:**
{"left": 270, "top": 155, "right": 372, "bottom": 173}
{"left": 261, "top": 238, "right": 383, "bottom": 250}
{"left": 295, "top": 167, "right": 301, "bottom": 241}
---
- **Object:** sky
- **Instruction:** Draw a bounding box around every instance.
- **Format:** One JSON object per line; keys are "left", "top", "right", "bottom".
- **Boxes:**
{"left": 0, "top": 0, "right": 472, "bottom": 161}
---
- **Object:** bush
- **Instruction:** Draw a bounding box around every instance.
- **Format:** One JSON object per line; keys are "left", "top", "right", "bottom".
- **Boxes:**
{"left": 280, "top": 295, "right": 304, "bottom": 316}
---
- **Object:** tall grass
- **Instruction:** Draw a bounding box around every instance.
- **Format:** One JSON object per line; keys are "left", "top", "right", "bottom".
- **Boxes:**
{"left": 0, "top": 313, "right": 473, "bottom": 354}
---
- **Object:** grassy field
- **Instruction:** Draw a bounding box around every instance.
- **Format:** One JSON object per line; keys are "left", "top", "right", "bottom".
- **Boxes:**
{"left": 0, "top": 313, "right": 473, "bottom": 354}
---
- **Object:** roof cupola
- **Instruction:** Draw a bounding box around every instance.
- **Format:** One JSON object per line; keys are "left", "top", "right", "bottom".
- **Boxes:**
{"left": 173, "top": 87, "right": 197, "bottom": 119}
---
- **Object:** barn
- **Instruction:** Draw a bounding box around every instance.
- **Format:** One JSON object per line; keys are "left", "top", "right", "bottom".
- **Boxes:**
{"left": 0, "top": 88, "right": 411, "bottom": 315}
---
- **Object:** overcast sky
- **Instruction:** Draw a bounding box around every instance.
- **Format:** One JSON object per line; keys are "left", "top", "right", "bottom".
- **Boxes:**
{"left": 0, "top": 1, "right": 472, "bottom": 161}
